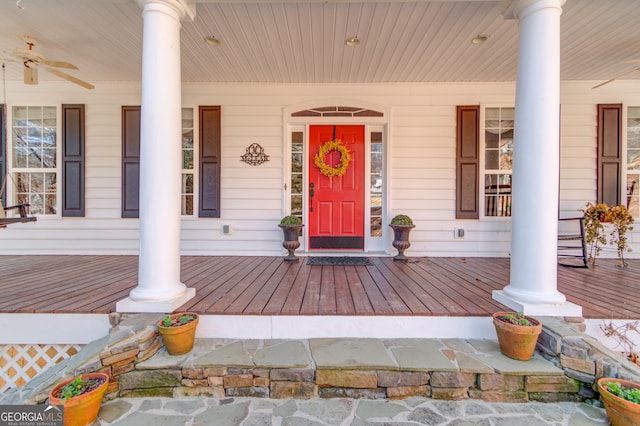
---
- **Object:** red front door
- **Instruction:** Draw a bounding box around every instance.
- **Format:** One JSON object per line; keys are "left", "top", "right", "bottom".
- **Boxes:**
{"left": 308, "top": 125, "right": 365, "bottom": 249}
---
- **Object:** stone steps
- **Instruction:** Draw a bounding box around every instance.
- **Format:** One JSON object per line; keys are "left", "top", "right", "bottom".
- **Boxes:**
{"left": 3, "top": 314, "right": 640, "bottom": 406}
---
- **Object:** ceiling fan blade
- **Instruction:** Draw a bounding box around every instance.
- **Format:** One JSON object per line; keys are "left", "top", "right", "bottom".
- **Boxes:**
{"left": 592, "top": 66, "right": 640, "bottom": 89}
{"left": 41, "top": 59, "right": 78, "bottom": 70}
{"left": 24, "top": 66, "right": 38, "bottom": 85}
{"left": 46, "top": 67, "right": 94, "bottom": 90}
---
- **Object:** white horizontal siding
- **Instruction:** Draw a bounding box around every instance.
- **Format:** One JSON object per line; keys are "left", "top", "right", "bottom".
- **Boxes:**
{"left": 0, "top": 80, "right": 638, "bottom": 258}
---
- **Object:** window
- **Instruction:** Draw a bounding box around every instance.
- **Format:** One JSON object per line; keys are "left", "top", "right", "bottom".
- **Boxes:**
{"left": 370, "top": 131, "right": 383, "bottom": 236}
{"left": 122, "top": 105, "right": 220, "bottom": 219}
{"left": 12, "top": 106, "right": 57, "bottom": 215}
{"left": 627, "top": 106, "right": 640, "bottom": 217}
{"left": 181, "top": 108, "right": 194, "bottom": 215}
{"left": 289, "top": 131, "right": 303, "bottom": 223}
{"left": 483, "top": 107, "right": 514, "bottom": 217}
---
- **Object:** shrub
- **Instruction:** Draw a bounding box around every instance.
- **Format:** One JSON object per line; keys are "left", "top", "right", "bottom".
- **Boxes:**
{"left": 390, "top": 214, "right": 413, "bottom": 226}
{"left": 280, "top": 215, "right": 302, "bottom": 226}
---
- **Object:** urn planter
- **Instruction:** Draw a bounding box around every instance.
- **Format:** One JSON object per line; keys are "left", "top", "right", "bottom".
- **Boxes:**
{"left": 279, "top": 222, "right": 303, "bottom": 261}
{"left": 389, "top": 224, "right": 415, "bottom": 261}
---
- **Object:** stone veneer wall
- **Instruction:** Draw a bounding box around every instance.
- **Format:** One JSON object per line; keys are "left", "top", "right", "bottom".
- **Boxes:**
{"left": 3, "top": 314, "right": 640, "bottom": 405}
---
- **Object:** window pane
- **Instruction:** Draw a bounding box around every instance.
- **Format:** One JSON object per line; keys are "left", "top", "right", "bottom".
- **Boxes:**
{"left": 182, "top": 195, "right": 193, "bottom": 215}
{"left": 43, "top": 148, "right": 56, "bottom": 168}
{"left": 628, "top": 174, "right": 639, "bottom": 218}
{"left": 291, "top": 174, "right": 302, "bottom": 194}
{"left": 485, "top": 131, "right": 499, "bottom": 148}
{"left": 31, "top": 172, "right": 44, "bottom": 193}
{"left": 484, "top": 173, "right": 512, "bottom": 217}
{"left": 628, "top": 150, "right": 640, "bottom": 171}
{"left": 183, "top": 150, "right": 193, "bottom": 169}
{"left": 292, "top": 153, "right": 302, "bottom": 173}
{"left": 182, "top": 130, "right": 193, "bottom": 149}
{"left": 485, "top": 108, "right": 499, "bottom": 121}
{"left": 485, "top": 150, "right": 499, "bottom": 169}
{"left": 291, "top": 195, "right": 302, "bottom": 217}
{"left": 182, "top": 108, "right": 193, "bottom": 128}
{"left": 28, "top": 106, "right": 42, "bottom": 124}
{"left": 45, "top": 194, "right": 56, "bottom": 215}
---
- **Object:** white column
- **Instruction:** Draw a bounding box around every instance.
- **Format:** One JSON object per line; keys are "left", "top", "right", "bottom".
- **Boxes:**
{"left": 117, "top": 0, "right": 196, "bottom": 313}
{"left": 493, "top": 0, "right": 581, "bottom": 317}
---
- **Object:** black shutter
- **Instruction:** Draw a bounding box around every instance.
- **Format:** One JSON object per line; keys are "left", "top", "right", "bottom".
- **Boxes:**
{"left": 61, "top": 104, "right": 85, "bottom": 216}
{"left": 199, "top": 106, "right": 221, "bottom": 218}
{"left": 597, "top": 104, "right": 622, "bottom": 206}
{"left": 0, "top": 104, "right": 5, "bottom": 208}
{"left": 122, "top": 106, "right": 141, "bottom": 218}
{"left": 456, "top": 105, "right": 480, "bottom": 219}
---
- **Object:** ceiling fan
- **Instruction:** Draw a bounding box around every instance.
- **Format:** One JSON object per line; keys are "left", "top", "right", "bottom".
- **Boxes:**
{"left": 10, "top": 36, "right": 94, "bottom": 90}
{"left": 592, "top": 59, "right": 640, "bottom": 89}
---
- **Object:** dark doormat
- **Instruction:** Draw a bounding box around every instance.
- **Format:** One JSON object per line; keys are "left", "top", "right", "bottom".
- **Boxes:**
{"left": 307, "top": 256, "right": 372, "bottom": 266}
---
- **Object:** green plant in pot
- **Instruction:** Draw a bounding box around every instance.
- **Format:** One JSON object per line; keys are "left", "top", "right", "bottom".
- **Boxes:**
{"left": 48, "top": 372, "right": 109, "bottom": 426}
{"left": 582, "top": 202, "right": 634, "bottom": 267}
{"left": 389, "top": 214, "right": 415, "bottom": 261}
{"left": 492, "top": 311, "right": 542, "bottom": 361}
{"left": 278, "top": 215, "right": 303, "bottom": 261}
{"left": 597, "top": 378, "right": 640, "bottom": 425}
{"left": 158, "top": 312, "right": 199, "bottom": 355}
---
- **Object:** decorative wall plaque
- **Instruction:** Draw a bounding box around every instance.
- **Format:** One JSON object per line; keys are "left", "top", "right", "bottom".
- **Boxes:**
{"left": 241, "top": 143, "right": 269, "bottom": 166}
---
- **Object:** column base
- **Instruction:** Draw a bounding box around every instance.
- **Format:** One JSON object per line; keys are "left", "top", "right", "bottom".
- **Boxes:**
{"left": 116, "top": 287, "right": 196, "bottom": 313}
{"left": 492, "top": 290, "right": 582, "bottom": 317}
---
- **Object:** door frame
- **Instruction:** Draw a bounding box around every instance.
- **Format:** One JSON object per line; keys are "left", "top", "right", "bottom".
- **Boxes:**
{"left": 284, "top": 101, "right": 389, "bottom": 253}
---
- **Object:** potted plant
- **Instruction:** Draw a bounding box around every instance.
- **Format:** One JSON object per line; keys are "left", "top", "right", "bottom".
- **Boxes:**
{"left": 597, "top": 377, "right": 640, "bottom": 426}
{"left": 582, "top": 202, "right": 634, "bottom": 267}
{"left": 608, "top": 205, "right": 634, "bottom": 268}
{"left": 48, "top": 372, "right": 109, "bottom": 426}
{"left": 492, "top": 311, "right": 542, "bottom": 361}
{"left": 389, "top": 214, "right": 415, "bottom": 261}
{"left": 158, "top": 312, "right": 199, "bottom": 355}
{"left": 582, "top": 202, "right": 609, "bottom": 266}
{"left": 278, "top": 215, "right": 303, "bottom": 261}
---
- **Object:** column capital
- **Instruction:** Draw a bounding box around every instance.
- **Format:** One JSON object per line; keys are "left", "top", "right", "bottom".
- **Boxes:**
{"left": 502, "top": 0, "right": 565, "bottom": 20}
{"left": 136, "top": 0, "right": 196, "bottom": 21}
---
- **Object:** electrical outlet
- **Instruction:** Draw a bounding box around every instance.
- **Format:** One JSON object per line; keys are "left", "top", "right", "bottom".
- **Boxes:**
{"left": 222, "top": 224, "right": 232, "bottom": 234}
{"left": 454, "top": 228, "right": 465, "bottom": 239}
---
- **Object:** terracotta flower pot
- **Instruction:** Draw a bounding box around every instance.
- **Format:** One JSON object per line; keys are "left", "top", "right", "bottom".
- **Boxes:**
{"left": 597, "top": 377, "right": 640, "bottom": 426}
{"left": 48, "top": 372, "right": 109, "bottom": 426}
{"left": 492, "top": 312, "right": 542, "bottom": 361}
{"left": 158, "top": 312, "right": 199, "bottom": 355}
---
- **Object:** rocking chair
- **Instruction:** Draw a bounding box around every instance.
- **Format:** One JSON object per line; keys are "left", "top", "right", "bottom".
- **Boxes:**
{"left": 557, "top": 216, "right": 588, "bottom": 268}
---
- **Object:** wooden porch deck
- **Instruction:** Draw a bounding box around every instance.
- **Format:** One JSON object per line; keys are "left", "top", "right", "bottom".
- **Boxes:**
{"left": 0, "top": 255, "right": 638, "bottom": 319}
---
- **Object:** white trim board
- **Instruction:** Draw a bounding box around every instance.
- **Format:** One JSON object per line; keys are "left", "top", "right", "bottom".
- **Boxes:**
{"left": 1, "top": 314, "right": 632, "bottom": 349}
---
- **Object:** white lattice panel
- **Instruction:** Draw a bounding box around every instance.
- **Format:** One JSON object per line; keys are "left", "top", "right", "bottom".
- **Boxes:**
{"left": 0, "top": 344, "right": 83, "bottom": 393}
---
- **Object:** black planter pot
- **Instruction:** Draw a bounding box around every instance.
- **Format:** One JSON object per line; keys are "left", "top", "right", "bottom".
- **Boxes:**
{"left": 389, "top": 224, "right": 415, "bottom": 261}
{"left": 279, "top": 224, "right": 303, "bottom": 261}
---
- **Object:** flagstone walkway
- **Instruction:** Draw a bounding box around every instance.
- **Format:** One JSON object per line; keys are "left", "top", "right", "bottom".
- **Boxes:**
{"left": 97, "top": 396, "right": 608, "bottom": 425}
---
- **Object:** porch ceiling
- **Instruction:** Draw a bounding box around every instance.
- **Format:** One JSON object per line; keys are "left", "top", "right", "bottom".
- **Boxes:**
{"left": 0, "top": 0, "right": 638, "bottom": 86}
